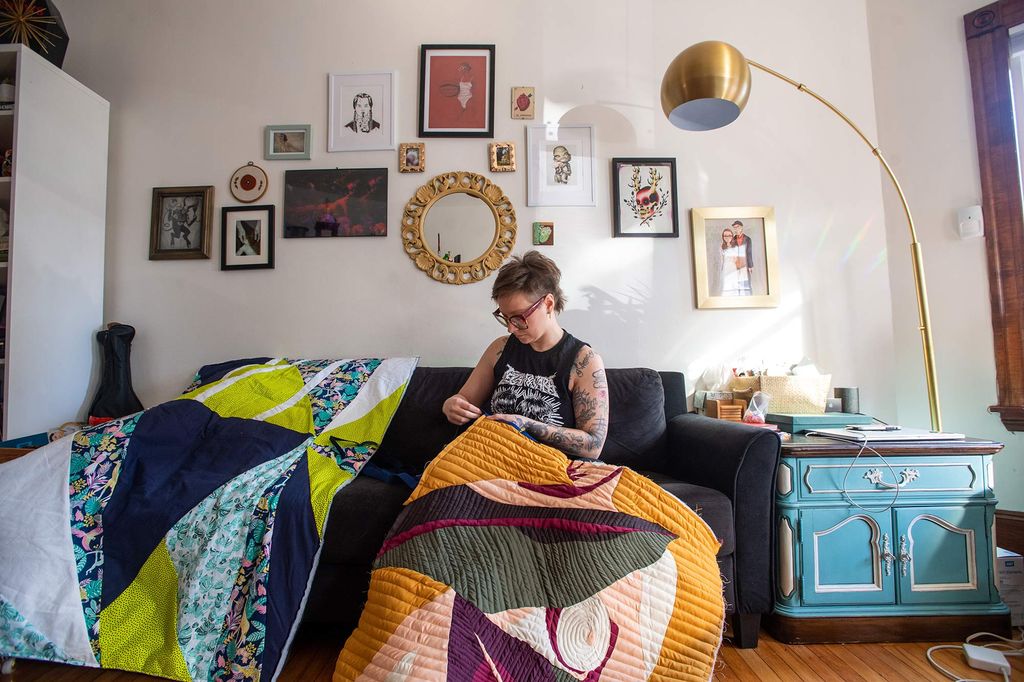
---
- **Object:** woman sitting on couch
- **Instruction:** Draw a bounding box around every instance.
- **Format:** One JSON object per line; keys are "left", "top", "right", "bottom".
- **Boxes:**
{"left": 442, "top": 251, "right": 609, "bottom": 459}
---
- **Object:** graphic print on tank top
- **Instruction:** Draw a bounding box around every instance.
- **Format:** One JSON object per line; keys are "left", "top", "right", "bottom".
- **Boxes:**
{"left": 491, "top": 365, "right": 565, "bottom": 426}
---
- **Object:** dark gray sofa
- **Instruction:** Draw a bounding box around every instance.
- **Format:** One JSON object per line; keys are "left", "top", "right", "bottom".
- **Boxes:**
{"left": 304, "top": 366, "right": 781, "bottom": 648}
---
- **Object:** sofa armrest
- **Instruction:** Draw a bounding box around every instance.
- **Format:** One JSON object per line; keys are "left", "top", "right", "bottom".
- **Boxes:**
{"left": 663, "top": 413, "right": 781, "bottom": 615}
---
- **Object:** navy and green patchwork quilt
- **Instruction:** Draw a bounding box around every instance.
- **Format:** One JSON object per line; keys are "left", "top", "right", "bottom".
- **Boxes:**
{"left": 0, "top": 356, "right": 417, "bottom": 681}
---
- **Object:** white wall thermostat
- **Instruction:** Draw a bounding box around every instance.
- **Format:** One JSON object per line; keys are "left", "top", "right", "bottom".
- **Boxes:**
{"left": 957, "top": 205, "right": 984, "bottom": 239}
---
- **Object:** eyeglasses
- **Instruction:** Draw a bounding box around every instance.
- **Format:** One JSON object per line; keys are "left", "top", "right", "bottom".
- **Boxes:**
{"left": 493, "top": 296, "right": 546, "bottom": 330}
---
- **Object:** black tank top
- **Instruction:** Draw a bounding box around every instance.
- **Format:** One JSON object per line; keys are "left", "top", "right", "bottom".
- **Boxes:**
{"left": 490, "top": 330, "right": 588, "bottom": 428}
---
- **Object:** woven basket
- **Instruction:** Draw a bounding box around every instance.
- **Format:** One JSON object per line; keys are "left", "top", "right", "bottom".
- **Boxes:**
{"left": 759, "top": 375, "right": 832, "bottom": 414}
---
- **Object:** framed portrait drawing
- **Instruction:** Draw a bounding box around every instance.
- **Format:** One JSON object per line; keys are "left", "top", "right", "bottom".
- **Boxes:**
{"left": 221, "top": 205, "right": 274, "bottom": 270}
{"left": 612, "top": 158, "right": 679, "bottom": 237}
{"left": 283, "top": 168, "right": 388, "bottom": 238}
{"left": 526, "top": 124, "right": 596, "bottom": 207}
{"left": 328, "top": 71, "right": 396, "bottom": 152}
{"left": 149, "top": 185, "right": 213, "bottom": 260}
{"left": 399, "top": 142, "right": 425, "bottom": 173}
{"left": 489, "top": 141, "right": 516, "bottom": 172}
{"left": 265, "top": 124, "right": 311, "bottom": 160}
{"left": 691, "top": 206, "right": 780, "bottom": 309}
{"left": 418, "top": 44, "right": 495, "bottom": 137}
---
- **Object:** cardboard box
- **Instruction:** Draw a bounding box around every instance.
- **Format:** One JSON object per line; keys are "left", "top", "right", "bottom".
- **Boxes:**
{"left": 997, "top": 547, "right": 1023, "bottom": 588}
{"left": 1002, "top": 590, "right": 1023, "bottom": 627}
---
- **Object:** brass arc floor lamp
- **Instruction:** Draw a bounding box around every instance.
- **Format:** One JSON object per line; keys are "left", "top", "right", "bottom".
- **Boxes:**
{"left": 661, "top": 40, "right": 942, "bottom": 432}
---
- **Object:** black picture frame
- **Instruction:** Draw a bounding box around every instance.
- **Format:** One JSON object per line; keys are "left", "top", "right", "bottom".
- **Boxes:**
{"left": 611, "top": 157, "right": 679, "bottom": 238}
{"left": 418, "top": 44, "right": 495, "bottom": 138}
{"left": 221, "top": 204, "right": 275, "bottom": 271}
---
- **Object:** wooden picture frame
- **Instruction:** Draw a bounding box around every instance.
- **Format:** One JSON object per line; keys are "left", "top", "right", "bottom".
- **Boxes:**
{"left": 418, "top": 44, "right": 495, "bottom": 137}
{"left": 399, "top": 142, "right": 425, "bottom": 173}
{"left": 612, "top": 157, "right": 679, "bottom": 237}
{"left": 489, "top": 142, "right": 516, "bottom": 172}
{"left": 526, "top": 124, "right": 596, "bottom": 206}
{"left": 221, "top": 204, "right": 275, "bottom": 270}
{"left": 691, "top": 206, "right": 780, "bottom": 309}
{"left": 264, "top": 124, "right": 311, "bottom": 160}
{"left": 149, "top": 185, "right": 213, "bottom": 260}
{"left": 328, "top": 71, "right": 396, "bottom": 152}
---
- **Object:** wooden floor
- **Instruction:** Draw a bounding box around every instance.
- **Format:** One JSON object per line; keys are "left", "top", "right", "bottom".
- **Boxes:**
{"left": 3, "top": 627, "right": 1023, "bottom": 681}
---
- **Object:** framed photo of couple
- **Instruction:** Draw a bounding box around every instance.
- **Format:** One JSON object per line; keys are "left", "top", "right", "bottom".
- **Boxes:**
{"left": 691, "top": 206, "right": 779, "bottom": 309}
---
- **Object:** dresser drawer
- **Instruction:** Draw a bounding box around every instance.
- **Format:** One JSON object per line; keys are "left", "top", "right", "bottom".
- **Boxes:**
{"left": 793, "top": 456, "right": 985, "bottom": 501}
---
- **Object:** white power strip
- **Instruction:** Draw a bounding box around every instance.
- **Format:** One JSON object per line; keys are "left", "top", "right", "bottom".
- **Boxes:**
{"left": 963, "top": 643, "right": 1011, "bottom": 676}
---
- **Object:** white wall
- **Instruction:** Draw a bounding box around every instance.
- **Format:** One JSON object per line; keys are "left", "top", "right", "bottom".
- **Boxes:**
{"left": 866, "top": 0, "right": 1023, "bottom": 511}
{"left": 59, "top": 3, "right": 903, "bottom": 456}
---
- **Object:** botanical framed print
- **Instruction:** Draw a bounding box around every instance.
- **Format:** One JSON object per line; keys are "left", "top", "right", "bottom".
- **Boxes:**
{"left": 283, "top": 168, "right": 388, "bottom": 238}
{"left": 328, "top": 71, "right": 396, "bottom": 152}
{"left": 489, "top": 141, "right": 516, "bottom": 172}
{"left": 532, "top": 221, "right": 554, "bottom": 246}
{"left": 221, "top": 205, "right": 274, "bottom": 270}
{"left": 418, "top": 44, "right": 495, "bottom": 137}
{"left": 149, "top": 185, "right": 213, "bottom": 260}
{"left": 511, "top": 86, "right": 535, "bottom": 119}
{"left": 691, "top": 206, "right": 780, "bottom": 309}
{"left": 612, "top": 158, "right": 679, "bottom": 237}
{"left": 265, "top": 124, "right": 311, "bottom": 160}
{"left": 526, "top": 124, "right": 596, "bottom": 207}
{"left": 399, "top": 142, "right": 425, "bottom": 173}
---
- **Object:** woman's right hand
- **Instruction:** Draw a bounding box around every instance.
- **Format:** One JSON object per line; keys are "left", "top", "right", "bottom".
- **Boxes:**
{"left": 443, "top": 394, "right": 482, "bottom": 425}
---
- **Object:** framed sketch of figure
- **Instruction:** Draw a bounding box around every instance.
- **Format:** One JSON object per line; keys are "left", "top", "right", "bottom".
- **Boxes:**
{"left": 328, "top": 72, "right": 396, "bottom": 152}
{"left": 418, "top": 44, "right": 495, "bottom": 137}
{"left": 526, "top": 124, "right": 595, "bottom": 207}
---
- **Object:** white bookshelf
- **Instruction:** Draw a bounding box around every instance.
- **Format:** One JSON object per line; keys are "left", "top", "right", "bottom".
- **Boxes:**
{"left": 0, "top": 45, "right": 109, "bottom": 440}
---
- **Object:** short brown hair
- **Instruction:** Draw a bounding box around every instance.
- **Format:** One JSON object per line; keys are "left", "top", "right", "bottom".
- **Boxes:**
{"left": 491, "top": 250, "right": 566, "bottom": 313}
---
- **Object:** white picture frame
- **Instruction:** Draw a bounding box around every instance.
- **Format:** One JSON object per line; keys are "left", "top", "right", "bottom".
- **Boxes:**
{"left": 328, "top": 71, "right": 396, "bottom": 152}
{"left": 526, "top": 124, "right": 596, "bottom": 206}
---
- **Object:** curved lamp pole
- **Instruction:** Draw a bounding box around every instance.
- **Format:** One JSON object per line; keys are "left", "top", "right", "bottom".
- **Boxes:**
{"left": 661, "top": 41, "right": 941, "bottom": 432}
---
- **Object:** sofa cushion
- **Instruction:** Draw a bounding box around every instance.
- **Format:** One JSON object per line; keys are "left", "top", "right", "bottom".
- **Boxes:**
{"left": 321, "top": 476, "right": 410, "bottom": 565}
{"left": 639, "top": 472, "right": 735, "bottom": 557}
{"left": 599, "top": 368, "right": 668, "bottom": 471}
{"left": 372, "top": 367, "right": 472, "bottom": 473}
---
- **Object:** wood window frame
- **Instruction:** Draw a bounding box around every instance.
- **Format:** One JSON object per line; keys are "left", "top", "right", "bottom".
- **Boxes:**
{"left": 965, "top": 1, "right": 1024, "bottom": 431}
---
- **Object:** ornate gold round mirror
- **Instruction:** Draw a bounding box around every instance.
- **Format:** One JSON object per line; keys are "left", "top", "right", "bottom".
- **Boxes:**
{"left": 402, "top": 171, "right": 517, "bottom": 284}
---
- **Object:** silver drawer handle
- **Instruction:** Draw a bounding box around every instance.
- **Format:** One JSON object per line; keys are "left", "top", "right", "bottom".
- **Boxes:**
{"left": 899, "top": 534, "right": 912, "bottom": 577}
{"left": 880, "top": 533, "right": 894, "bottom": 576}
{"left": 864, "top": 468, "right": 920, "bottom": 489}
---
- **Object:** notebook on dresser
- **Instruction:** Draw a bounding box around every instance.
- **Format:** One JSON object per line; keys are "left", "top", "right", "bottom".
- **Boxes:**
{"left": 805, "top": 427, "right": 966, "bottom": 442}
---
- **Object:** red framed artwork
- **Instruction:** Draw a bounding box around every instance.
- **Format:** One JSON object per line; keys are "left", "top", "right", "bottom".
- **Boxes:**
{"left": 418, "top": 44, "right": 495, "bottom": 137}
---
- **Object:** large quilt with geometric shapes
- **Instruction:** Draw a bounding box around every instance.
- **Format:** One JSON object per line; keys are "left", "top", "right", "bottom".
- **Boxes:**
{"left": 0, "top": 356, "right": 417, "bottom": 682}
{"left": 334, "top": 417, "right": 725, "bottom": 682}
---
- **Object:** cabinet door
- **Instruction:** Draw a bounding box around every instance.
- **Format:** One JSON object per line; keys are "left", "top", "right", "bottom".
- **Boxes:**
{"left": 799, "top": 508, "right": 896, "bottom": 606}
{"left": 895, "top": 506, "right": 991, "bottom": 604}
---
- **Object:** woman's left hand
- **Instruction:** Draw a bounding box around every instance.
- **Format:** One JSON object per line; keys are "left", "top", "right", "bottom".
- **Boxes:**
{"left": 488, "top": 414, "right": 529, "bottom": 430}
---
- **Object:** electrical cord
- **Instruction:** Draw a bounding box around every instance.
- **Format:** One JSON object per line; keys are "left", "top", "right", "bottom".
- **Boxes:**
{"left": 926, "top": 627, "right": 1022, "bottom": 681}
{"left": 840, "top": 440, "right": 902, "bottom": 514}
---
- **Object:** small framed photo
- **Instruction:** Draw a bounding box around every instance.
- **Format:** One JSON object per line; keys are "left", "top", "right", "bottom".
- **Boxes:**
{"left": 489, "top": 141, "right": 516, "bottom": 172}
{"left": 691, "top": 206, "right": 780, "bottom": 309}
{"left": 149, "top": 185, "right": 213, "bottom": 260}
{"left": 511, "top": 86, "right": 535, "bottom": 119}
{"left": 399, "top": 142, "right": 425, "bottom": 173}
{"left": 526, "top": 124, "right": 595, "bottom": 207}
{"left": 328, "top": 71, "right": 396, "bottom": 152}
{"left": 283, "top": 168, "right": 388, "bottom": 238}
{"left": 418, "top": 44, "right": 495, "bottom": 137}
{"left": 532, "top": 221, "right": 554, "bottom": 246}
{"left": 265, "top": 124, "right": 311, "bottom": 160}
{"left": 612, "top": 158, "right": 679, "bottom": 238}
{"left": 222, "top": 204, "right": 274, "bottom": 270}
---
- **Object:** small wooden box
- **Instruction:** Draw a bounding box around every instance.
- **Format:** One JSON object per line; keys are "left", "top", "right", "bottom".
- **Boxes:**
{"left": 706, "top": 398, "right": 746, "bottom": 421}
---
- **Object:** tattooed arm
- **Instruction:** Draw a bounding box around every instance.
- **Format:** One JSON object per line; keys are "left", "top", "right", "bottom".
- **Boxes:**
{"left": 442, "top": 336, "right": 508, "bottom": 425}
{"left": 491, "top": 346, "right": 609, "bottom": 459}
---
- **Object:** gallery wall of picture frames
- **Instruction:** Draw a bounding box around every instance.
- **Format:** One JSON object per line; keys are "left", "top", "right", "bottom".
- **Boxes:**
{"left": 145, "top": 41, "right": 753, "bottom": 307}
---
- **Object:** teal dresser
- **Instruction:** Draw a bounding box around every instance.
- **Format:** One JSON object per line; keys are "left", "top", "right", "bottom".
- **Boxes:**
{"left": 768, "top": 435, "right": 1011, "bottom": 643}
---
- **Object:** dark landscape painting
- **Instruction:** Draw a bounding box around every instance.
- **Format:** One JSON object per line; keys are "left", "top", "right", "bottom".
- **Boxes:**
{"left": 283, "top": 168, "right": 388, "bottom": 238}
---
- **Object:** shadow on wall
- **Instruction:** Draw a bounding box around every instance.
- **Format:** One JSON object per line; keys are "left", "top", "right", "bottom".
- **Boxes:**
{"left": 558, "top": 284, "right": 648, "bottom": 365}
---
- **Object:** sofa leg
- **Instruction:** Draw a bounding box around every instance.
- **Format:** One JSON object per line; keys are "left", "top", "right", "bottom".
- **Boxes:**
{"left": 731, "top": 612, "right": 760, "bottom": 648}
